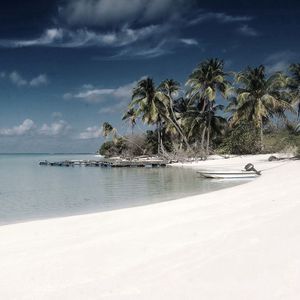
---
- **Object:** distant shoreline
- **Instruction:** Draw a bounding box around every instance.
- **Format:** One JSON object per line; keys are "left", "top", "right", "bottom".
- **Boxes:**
{"left": 0, "top": 152, "right": 95, "bottom": 155}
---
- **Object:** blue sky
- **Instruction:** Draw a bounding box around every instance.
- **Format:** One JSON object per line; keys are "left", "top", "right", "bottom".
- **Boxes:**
{"left": 0, "top": 0, "right": 300, "bottom": 153}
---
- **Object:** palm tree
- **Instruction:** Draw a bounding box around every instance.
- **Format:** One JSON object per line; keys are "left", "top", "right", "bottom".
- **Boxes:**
{"left": 225, "top": 96, "right": 239, "bottom": 125}
{"left": 232, "top": 65, "right": 292, "bottom": 150}
{"left": 122, "top": 108, "right": 137, "bottom": 135}
{"left": 101, "top": 121, "right": 145, "bottom": 154}
{"left": 288, "top": 63, "right": 300, "bottom": 119}
{"left": 101, "top": 122, "right": 117, "bottom": 142}
{"left": 129, "top": 77, "right": 168, "bottom": 154}
{"left": 186, "top": 58, "right": 230, "bottom": 154}
{"left": 157, "top": 79, "right": 191, "bottom": 150}
{"left": 183, "top": 102, "right": 227, "bottom": 153}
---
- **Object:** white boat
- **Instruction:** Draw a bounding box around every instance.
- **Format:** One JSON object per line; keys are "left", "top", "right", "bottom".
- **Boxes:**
{"left": 197, "top": 170, "right": 260, "bottom": 179}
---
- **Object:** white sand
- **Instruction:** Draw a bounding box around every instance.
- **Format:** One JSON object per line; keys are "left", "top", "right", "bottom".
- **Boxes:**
{"left": 0, "top": 155, "right": 299, "bottom": 299}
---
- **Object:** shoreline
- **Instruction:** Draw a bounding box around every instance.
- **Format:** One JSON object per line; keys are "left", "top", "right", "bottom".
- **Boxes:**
{"left": 0, "top": 155, "right": 299, "bottom": 299}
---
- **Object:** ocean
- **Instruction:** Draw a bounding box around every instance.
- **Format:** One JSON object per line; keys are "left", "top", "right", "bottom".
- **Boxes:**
{"left": 0, "top": 154, "right": 240, "bottom": 225}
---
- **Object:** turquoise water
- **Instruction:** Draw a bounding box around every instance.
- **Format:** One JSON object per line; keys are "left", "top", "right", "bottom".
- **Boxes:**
{"left": 0, "top": 154, "right": 240, "bottom": 225}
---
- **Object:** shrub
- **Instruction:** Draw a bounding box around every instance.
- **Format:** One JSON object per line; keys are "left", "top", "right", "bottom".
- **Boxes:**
{"left": 98, "top": 139, "right": 126, "bottom": 157}
{"left": 217, "top": 122, "right": 260, "bottom": 154}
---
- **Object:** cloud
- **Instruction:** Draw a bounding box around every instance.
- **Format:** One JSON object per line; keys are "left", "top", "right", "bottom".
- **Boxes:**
{"left": 79, "top": 126, "right": 103, "bottom": 139}
{"left": 7, "top": 71, "right": 49, "bottom": 87}
{"left": 188, "top": 11, "right": 252, "bottom": 26}
{"left": 265, "top": 51, "right": 298, "bottom": 73}
{"left": 267, "top": 61, "right": 290, "bottom": 74}
{"left": 9, "top": 71, "right": 27, "bottom": 86}
{"left": 99, "top": 40, "right": 171, "bottom": 60}
{"left": 237, "top": 24, "right": 258, "bottom": 37}
{"left": 180, "top": 38, "right": 198, "bottom": 46}
{"left": 52, "top": 112, "right": 63, "bottom": 118}
{"left": 0, "top": 28, "right": 64, "bottom": 48}
{"left": 82, "top": 83, "right": 94, "bottom": 89}
{"left": 0, "top": 1, "right": 197, "bottom": 59}
{"left": 98, "top": 101, "right": 126, "bottom": 114}
{"left": 39, "top": 120, "right": 71, "bottom": 137}
{"left": 102, "top": 37, "right": 199, "bottom": 60}
{"left": 61, "top": 0, "right": 186, "bottom": 27}
{"left": 0, "top": 119, "right": 71, "bottom": 138}
{"left": 29, "top": 74, "right": 49, "bottom": 87}
{"left": 65, "top": 79, "right": 138, "bottom": 104}
{"left": 0, "top": 26, "right": 159, "bottom": 49}
{"left": 0, "top": 119, "right": 36, "bottom": 136}
{"left": 0, "top": 3, "right": 252, "bottom": 60}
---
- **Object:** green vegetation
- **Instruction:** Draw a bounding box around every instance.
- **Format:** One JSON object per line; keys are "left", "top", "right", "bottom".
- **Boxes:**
{"left": 99, "top": 58, "right": 300, "bottom": 158}
{"left": 263, "top": 123, "right": 300, "bottom": 155}
{"left": 218, "top": 122, "right": 261, "bottom": 155}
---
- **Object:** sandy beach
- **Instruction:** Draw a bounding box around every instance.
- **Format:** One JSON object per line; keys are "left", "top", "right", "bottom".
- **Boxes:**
{"left": 0, "top": 154, "right": 299, "bottom": 299}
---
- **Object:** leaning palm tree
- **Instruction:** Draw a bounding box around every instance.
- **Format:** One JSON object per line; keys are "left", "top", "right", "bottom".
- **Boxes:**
{"left": 101, "top": 122, "right": 117, "bottom": 142}
{"left": 129, "top": 77, "right": 168, "bottom": 154}
{"left": 157, "top": 79, "right": 191, "bottom": 150}
{"left": 122, "top": 108, "right": 137, "bottom": 135}
{"left": 288, "top": 63, "right": 300, "bottom": 119}
{"left": 232, "top": 65, "right": 292, "bottom": 150}
{"left": 186, "top": 58, "right": 230, "bottom": 154}
{"left": 101, "top": 121, "right": 145, "bottom": 154}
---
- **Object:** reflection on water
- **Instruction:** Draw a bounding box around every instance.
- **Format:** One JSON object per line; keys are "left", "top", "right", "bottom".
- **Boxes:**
{"left": 0, "top": 154, "right": 242, "bottom": 225}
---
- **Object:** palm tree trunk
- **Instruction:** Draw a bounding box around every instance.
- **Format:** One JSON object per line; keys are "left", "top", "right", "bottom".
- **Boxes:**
{"left": 260, "top": 122, "right": 264, "bottom": 152}
{"left": 206, "top": 102, "right": 212, "bottom": 155}
{"left": 167, "top": 92, "right": 191, "bottom": 150}
{"left": 166, "top": 115, "right": 191, "bottom": 150}
{"left": 113, "top": 129, "right": 145, "bottom": 154}
{"left": 157, "top": 122, "right": 161, "bottom": 154}
{"left": 206, "top": 127, "right": 210, "bottom": 154}
{"left": 201, "top": 127, "right": 206, "bottom": 152}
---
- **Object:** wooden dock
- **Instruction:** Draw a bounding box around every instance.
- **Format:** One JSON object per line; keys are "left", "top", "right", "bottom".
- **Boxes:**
{"left": 39, "top": 158, "right": 169, "bottom": 168}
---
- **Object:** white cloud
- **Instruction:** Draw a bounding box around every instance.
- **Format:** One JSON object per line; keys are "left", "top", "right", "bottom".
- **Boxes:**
{"left": 0, "top": 4, "right": 249, "bottom": 60}
{"left": 9, "top": 71, "right": 27, "bottom": 86}
{"left": 134, "top": 44, "right": 170, "bottom": 58}
{"left": 265, "top": 51, "right": 298, "bottom": 73}
{"left": 0, "top": 119, "right": 35, "bottom": 136}
{"left": 237, "top": 24, "right": 258, "bottom": 37}
{"left": 29, "top": 74, "right": 49, "bottom": 87}
{"left": 106, "top": 38, "right": 192, "bottom": 60}
{"left": 39, "top": 120, "right": 71, "bottom": 137}
{"left": 0, "top": 26, "right": 159, "bottom": 49}
{"left": 0, "top": 119, "right": 72, "bottom": 138}
{"left": 8, "top": 71, "right": 49, "bottom": 87}
{"left": 0, "top": 72, "right": 6, "bottom": 78}
{"left": 0, "top": 2, "right": 197, "bottom": 59}
{"left": 103, "top": 40, "right": 169, "bottom": 59}
{"left": 189, "top": 11, "right": 252, "bottom": 26}
{"left": 61, "top": 0, "right": 185, "bottom": 27}
{"left": 180, "top": 38, "right": 198, "bottom": 46}
{"left": 267, "top": 61, "right": 289, "bottom": 74}
{"left": 72, "top": 88, "right": 115, "bottom": 103}
{"left": 65, "top": 79, "right": 138, "bottom": 103}
{"left": 63, "top": 93, "right": 73, "bottom": 100}
{"left": 82, "top": 83, "right": 94, "bottom": 89}
{"left": 79, "top": 126, "right": 102, "bottom": 139}
{"left": 98, "top": 101, "right": 126, "bottom": 114}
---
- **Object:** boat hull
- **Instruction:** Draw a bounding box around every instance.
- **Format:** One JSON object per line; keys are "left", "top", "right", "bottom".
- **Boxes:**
{"left": 197, "top": 171, "right": 259, "bottom": 179}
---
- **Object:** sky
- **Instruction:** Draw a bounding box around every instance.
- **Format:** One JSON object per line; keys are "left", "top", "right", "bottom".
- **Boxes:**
{"left": 0, "top": 0, "right": 300, "bottom": 153}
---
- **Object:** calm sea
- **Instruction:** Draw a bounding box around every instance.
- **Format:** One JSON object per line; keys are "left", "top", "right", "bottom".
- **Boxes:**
{"left": 0, "top": 154, "right": 240, "bottom": 225}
